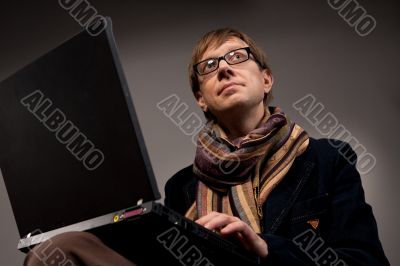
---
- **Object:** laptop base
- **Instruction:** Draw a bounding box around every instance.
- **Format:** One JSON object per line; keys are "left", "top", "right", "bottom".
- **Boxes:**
{"left": 19, "top": 201, "right": 259, "bottom": 266}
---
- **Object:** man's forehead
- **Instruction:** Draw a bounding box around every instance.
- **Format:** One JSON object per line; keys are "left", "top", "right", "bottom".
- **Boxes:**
{"left": 201, "top": 38, "right": 249, "bottom": 60}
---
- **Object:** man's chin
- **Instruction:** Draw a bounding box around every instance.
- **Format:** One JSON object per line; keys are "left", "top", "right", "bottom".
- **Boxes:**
{"left": 214, "top": 101, "right": 249, "bottom": 115}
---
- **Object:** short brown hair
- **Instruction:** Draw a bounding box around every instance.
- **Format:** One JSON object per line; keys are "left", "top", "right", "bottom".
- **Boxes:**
{"left": 188, "top": 28, "right": 273, "bottom": 119}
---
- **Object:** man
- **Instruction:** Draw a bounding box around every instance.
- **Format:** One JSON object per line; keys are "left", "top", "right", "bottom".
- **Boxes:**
{"left": 25, "top": 28, "right": 389, "bottom": 265}
{"left": 164, "top": 28, "right": 389, "bottom": 265}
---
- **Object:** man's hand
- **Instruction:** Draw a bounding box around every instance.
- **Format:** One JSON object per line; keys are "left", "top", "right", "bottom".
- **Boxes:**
{"left": 195, "top": 212, "right": 268, "bottom": 258}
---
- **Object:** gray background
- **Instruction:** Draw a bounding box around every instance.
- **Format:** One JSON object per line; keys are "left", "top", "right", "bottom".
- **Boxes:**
{"left": 0, "top": 0, "right": 398, "bottom": 265}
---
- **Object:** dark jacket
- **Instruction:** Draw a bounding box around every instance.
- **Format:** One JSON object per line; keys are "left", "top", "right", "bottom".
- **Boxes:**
{"left": 164, "top": 138, "right": 389, "bottom": 265}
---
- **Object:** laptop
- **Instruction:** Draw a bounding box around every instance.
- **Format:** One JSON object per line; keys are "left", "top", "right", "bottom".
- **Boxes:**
{"left": 0, "top": 17, "right": 259, "bottom": 265}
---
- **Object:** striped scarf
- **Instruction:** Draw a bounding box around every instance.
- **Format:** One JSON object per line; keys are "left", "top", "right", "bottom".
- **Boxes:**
{"left": 185, "top": 106, "right": 309, "bottom": 233}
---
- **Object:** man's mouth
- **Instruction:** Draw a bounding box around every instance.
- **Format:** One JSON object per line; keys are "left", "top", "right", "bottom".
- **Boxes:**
{"left": 219, "top": 82, "right": 241, "bottom": 95}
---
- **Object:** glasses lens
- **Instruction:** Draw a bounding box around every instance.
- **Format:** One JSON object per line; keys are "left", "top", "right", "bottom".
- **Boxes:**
{"left": 195, "top": 48, "right": 250, "bottom": 75}
{"left": 197, "top": 59, "right": 218, "bottom": 75}
{"left": 225, "top": 48, "right": 249, "bottom": 65}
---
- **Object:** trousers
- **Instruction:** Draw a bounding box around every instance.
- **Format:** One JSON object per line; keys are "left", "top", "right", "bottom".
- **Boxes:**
{"left": 24, "top": 231, "right": 137, "bottom": 266}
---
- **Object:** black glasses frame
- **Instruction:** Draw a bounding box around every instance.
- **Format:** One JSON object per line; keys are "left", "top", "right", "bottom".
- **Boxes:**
{"left": 194, "top": 47, "right": 257, "bottom": 75}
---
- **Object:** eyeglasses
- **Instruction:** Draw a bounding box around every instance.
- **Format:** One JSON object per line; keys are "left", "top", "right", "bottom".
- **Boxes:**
{"left": 194, "top": 47, "right": 257, "bottom": 75}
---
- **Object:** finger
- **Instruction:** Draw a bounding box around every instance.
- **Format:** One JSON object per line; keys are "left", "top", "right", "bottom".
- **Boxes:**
{"left": 220, "top": 221, "right": 260, "bottom": 247}
{"left": 202, "top": 214, "right": 238, "bottom": 231}
{"left": 219, "top": 220, "right": 249, "bottom": 236}
{"left": 220, "top": 221, "right": 267, "bottom": 256}
{"left": 195, "top": 211, "right": 221, "bottom": 226}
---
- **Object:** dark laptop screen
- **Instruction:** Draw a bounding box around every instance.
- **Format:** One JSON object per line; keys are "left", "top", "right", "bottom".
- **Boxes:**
{"left": 0, "top": 18, "right": 160, "bottom": 238}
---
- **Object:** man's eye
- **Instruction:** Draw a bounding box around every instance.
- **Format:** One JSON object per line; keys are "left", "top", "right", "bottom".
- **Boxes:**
{"left": 229, "top": 52, "right": 245, "bottom": 62}
{"left": 205, "top": 60, "right": 216, "bottom": 69}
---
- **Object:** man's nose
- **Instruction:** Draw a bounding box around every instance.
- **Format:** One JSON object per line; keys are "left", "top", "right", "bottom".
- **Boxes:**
{"left": 218, "top": 60, "right": 234, "bottom": 79}
{"left": 218, "top": 59, "right": 230, "bottom": 69}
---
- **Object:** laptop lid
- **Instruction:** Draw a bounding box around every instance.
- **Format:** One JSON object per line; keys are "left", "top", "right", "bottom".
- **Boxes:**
{"left": 0, "top": 17, "right": 160, "bottom": 239}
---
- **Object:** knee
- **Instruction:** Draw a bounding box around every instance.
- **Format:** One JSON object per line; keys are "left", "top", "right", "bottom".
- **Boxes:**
{"left": 49, "top": 231, "right": 101, "bottom": 249}
{"left": 36, "top": 231, "right": 99, "bottom": 251}
{"left": 24, "top": 231, "right": 100, "bottom": 266}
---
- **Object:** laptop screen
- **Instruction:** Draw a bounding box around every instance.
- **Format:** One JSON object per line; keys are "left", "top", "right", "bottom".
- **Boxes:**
{"left": 0, "top": 17, "right": 160, "bottom": 238}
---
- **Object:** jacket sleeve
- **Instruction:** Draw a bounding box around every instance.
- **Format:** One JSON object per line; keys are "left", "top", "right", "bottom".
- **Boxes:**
{"left": 260, "top": 141, "right": 389, "bottom": 265}
{"left": 164, "top": 175, "right": 182, "bottom": 211}
{"left": 164, "top": 165, "right": 194, "bottom": 215}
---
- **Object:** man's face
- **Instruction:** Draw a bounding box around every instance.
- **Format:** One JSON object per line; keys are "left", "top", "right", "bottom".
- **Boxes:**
{"left": 195, "top": 37, "right": 273, "bottom": 120}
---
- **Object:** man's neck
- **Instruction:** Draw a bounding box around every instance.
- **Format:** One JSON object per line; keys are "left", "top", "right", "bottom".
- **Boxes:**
{"left": 216, "top": 103, "right": 267, "bottom": 141}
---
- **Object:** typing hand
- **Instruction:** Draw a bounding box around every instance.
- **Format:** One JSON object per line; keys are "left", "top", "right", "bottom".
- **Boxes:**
{"left": 195, "top": 211, "right": 268, "bottom": 258}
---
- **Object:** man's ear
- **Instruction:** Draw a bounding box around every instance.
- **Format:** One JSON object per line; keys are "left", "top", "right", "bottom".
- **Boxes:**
{"left": 195, "top": 91, "right": 208, "bottom": 112}
{"left": 263, "top": 70, "right": 274, "bottom": 94}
